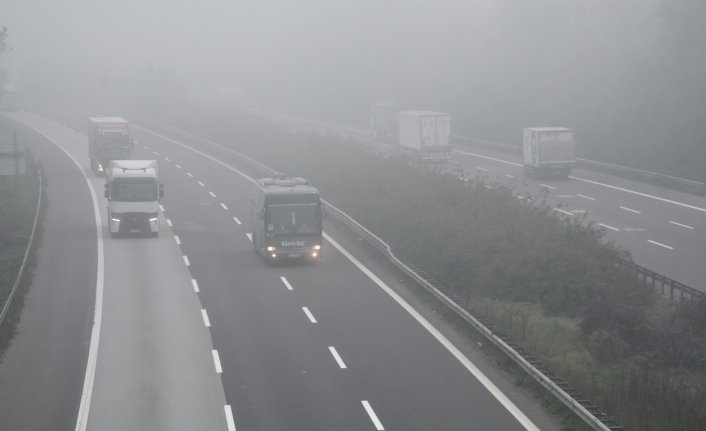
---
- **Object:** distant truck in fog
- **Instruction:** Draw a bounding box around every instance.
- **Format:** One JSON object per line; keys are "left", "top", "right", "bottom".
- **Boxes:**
{"left": 522, "top": 127, "right": 576, "bottom": 179}
{"left": 398, "top": 111, "right": 453, "bottom": 162}
{"left": 370, "top": 102, "right": 399, "bottom": 143}
{"left": 105, "top": 160, "right": 163, "bottom": 238}
{"left": 88, "top": 117, "right": 134, "bottom": 175}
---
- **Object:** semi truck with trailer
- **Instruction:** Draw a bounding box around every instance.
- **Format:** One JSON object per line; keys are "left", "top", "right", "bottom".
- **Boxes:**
{"left": 250, "top": 176, "right": 323, "bottom": 263}
{"left": 522, "top": 127, "right": 577, "bottom": 179}
{"left": 88, "top": 117, "right": 134, "bottom": 175}
{"left": 105, "top": 160, "right": 163, "bottom": 237}
{"left": 398, "top": 111, "right": 452, "bottom": 162}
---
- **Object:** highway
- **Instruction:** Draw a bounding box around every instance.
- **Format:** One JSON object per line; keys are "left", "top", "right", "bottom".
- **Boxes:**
{"left": 0, "top": 111, "right": 560, "bottom": 430}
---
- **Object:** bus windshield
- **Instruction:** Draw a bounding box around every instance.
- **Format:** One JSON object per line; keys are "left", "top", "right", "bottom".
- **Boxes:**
{"left": 267, "top": 203, "right": 320, "bottom": 234}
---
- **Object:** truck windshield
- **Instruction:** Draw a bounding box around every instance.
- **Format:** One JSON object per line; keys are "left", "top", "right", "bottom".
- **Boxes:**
{"left": 98, "top": 135, "right": 130, "bottom": 149}
{"left": 267, "top": 203, "right": 320, "bottom": 234}
{"left": 111, "top": 179, "right": 158, "bottom": 202}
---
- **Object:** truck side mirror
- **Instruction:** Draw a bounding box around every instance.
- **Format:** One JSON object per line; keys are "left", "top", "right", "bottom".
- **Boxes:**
{"left": 104, "top": 183, "right": 109, "bottom": 198}
{"left": 159, "top": 183, "right": 165, "bottom": 199}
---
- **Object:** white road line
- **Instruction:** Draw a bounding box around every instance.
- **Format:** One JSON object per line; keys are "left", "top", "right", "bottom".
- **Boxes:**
{"left": 325, "top": 233, "right": 540, "bottom": 430}
{"left": 505, "top": 174, "right": 518, "bottom": 179}
{"left": 167, "top": 218, "right": 173, "bottom": 227}
{"left": 224, "top": 405, "right": 237, "bottom": 431}
{"left": 553, "top": 208, "right": 574, "bottom": 216}
{"left": 455, "top": 150, "right": 523, "bottom": 167}
{"left": 669, "top": 221, "right": 694, "bottom": 229}
{"left": 175, "top": 164, "right": 182, "bottom": 169}
{"left": 142, "top": 145, "right": 149, "bottom": 149}
{"left": 620, "top": 206, "right": 641, "bottom": 214}
{"left": 302, "top": 307, "right": 317, "bottom": 323}
{"left": 329, "top": 346, "right": 347, "bottom": 369}
{"left": 576, "top": 194, "right": 596, "bottom": 201}
{"left": 361, "top": 401, "right": 384, "bottom": 430}
{"left": 159, "top": 204, "right": 165, "bottom": 212}
{"left": 599, "top": 223, "right": 620, "bottom": 231}
{"left": 648, "top": 240, "right": 674, "bottom": 250}
{"left": 153, "top": 150, "right": 160, "bottom": 156}
{"left": 571, "top": 175, "right": 706, "bottom": 213}
{"left": 201, "top": 309, "right": 211, "bottom": 327}
{"left": 183, "top": 255, "right": 190, "bottom": 266}
{"left": 246, "top": 233, "right": 253, "bottom": 242}
{"left": 174, "top": 235, "right": 181, "bottom": 245}
{"left": 280, "top": 276, "right": 294, "bottom": 291}
{"left": 191, "top": 278, "right": 200, "bottom": 293}
{"left": 475, "top": 167, "right": 490, "bottom": 172}
{"left": 221, "top": 203, "right": 229, "bottom": 210}
{"left": 233, "top": 216, "right": 242, "bottom": 225}
{"left": 198, "top": 181, "right": 205, "bottom": 187}
{"left": 212, "top": 350, "right": 223, "bottom": 373}
{"left": 539, "top": 183, "right": 556, "bottom": 190}
{"left": 187, "top": 172, "right": 193, "bottom": 177}
{"left": 164, "top": 157, "right": 171, "bottom": 162}
{"left": 209, "top": 191, "right": 216, "bottom": 198}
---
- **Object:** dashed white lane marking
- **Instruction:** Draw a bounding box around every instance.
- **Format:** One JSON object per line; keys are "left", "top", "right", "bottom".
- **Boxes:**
{"left": 153, "top": 151, "right": 160, "bottom": 156}
{"left": 599, "top": 223, "right": 620, "bottom": 231}
{"left": 159, "top": 204, "right": 165, "bottom": 212}
{"left": 164, "top": 157, "right": 171, "bottom": 162}
{"left": 191, "top": 278, "right": 200, "bottom": 293}
{"left": 325, "top": 233, "right": 541, "bottom": 431}
{"left": 555, "top": 195, "right": 574, "bottom": 198}
{"left": 669, "top": 221, "right": 694, "bottom": 230}
{"left": 209, "top": 191, "right": 216, "bottom": 198}
{"left": 175, "top": 164, "right": 182, "bottom": 169}
{"left": 224, "top": 405, "right": 237, "bottom": 431}
{"left": 475, "top": 167, "right": 489, "bottom": 172}
{"left": 167, "top": 218, "right": 173, "bottom": 227}
{"left": 539, "top": 183, "right": 556, "bottom": 190}
{"left": 648, "top": 240, "right": 674, "bottom": 250}
{"left": 576, "top": 194, "right": 596, "bottom": 201}
{"left": 201, "top": 309, "right": 211, "bottom": 327}
{"left": 142, "top": 145, "right": 149, "bottom": 149}
{"left": 174, "top": 235, "right": 181, "bottom": 245}
{"left": 505, "top": 174, "right": 518, "bottom": 179}
{"left": 280, "top": 276, "right": 294, "bottom": 291}
{"left": 233, "top": 217, "right": 242, "bottom": 225}
{"left": 187, "top": 172, "right": 194, "bottom": 177}
{"left": 302, "top": 307, "right": 317, "bottom": 323}
{"left": 221, "top": 203, "right": 229, "bottom": 210}
{"left": 183, "top": 255, "right": 190, "bottom": 266}
{"left": 620, "top": 206, "right": 641, "bottom": 214}
{"left": 212, "top": 350, "right": 223, "bottom": 373}
{"left": 329, "top": 346, "right": 347, "bottom": 369}
{"left": 553, "top": 208, "right": 574, "bottom": 216}
{"left": 361, "top": 401, "right": 384, "bottom": 430}
{"left": 198, "top": 181, "right": 205, "bottom": 187}
{"left": 246, "top": 233, "right": 253, "bottom": 242}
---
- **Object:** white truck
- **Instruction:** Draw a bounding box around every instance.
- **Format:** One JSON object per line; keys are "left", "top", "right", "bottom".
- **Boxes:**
{"left": 398, "top": 111, "right": 452, "bottom": 162}
{"left": 104, "top": 160, "right": 163, "bottom": 237}
{"left": 522, "top": 127, "right": 576, "bottom": 179}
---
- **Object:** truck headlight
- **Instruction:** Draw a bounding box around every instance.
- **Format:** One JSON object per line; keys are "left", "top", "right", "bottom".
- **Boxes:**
{"left": 313, "top": 244, "right": 321, "bottom": 250}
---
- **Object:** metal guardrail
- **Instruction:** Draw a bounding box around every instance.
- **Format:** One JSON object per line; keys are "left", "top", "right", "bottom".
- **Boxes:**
{"left": 0, "top": 165, "right": 43, "bottom": 326}
{"left": 627, "top": 261, "right": 704, "bottom": 301}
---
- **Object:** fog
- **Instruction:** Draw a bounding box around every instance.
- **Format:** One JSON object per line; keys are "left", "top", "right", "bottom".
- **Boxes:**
{"left": 2, "top": 0, "right": 705, "bottom": 179}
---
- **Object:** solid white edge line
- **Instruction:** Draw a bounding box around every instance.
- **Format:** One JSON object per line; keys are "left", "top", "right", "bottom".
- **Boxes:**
{"left": 619, "top": 206, "right": 641, "bottom": 214}
{"left": 328, "top": 346, "right": 347, "bottom": 369}
{"left": 133, "top": 124, "right": 539, "bottom": 430}
{"left": 576, "top": 194, "right": 596, "bottom": 201}
{"left": 570, "top": 175, "right": 706, "bottom": 213}
{"left": 183, "top": 255, "right": 190, "bottom": 266}
{"left": 326, "top": 233, "right": 541, "bottom": 431}
{"left": 212, "top": 350, "right": 223, "bottom": 373}
{"left": 539, "top": 183, "right": 556, "bottom": 190}
{"left": 192, "top": 278, "right": 200, "bottom": 293}
{"left": 233, "top": 217, "right": 242, "bottom": 225}
{"left": 669, "top": 220, "right": 694, "bottom": 229}
{"left": 599, "top": 223, "right": 620, "bottom": 231}
{"left": 361, "top": 400, "right": 384, "bottom": 430}
{"left": 648, "top": 240, "right": 674, "bottom": 250}
{"left": 224, "top": 405, "right": 237, "bottom": 431}
{"left": 174, "top": 235, "right": 181, "bottom": 245}
{"left": 302, "top": 307, "right": 317, "bottom": 323}
{"left": 221, "top": 203, "right": 228, "bottom": 210}
{"left": 201, "top": 309, "right": 211, "bottom": 327}
{"left": 280, "top": 276, "right": 294, "bottom": 291}
{"left": 9, "top": 118, "right": 105, "bottom": 431}
{"left": 553, "top": 208, "right": 574, "bottom": 217}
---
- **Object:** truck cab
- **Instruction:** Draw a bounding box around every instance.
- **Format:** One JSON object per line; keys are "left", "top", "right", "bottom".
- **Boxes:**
{"left": 105, "top": 160, "right": 163, "bottom": 237}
